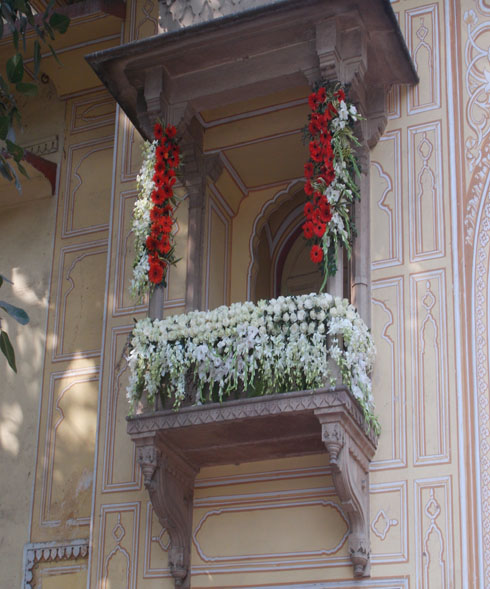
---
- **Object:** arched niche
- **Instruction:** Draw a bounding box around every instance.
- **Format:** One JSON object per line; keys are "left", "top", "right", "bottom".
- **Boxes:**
{"left": 248, "top": 180, "right": 351, "bottom": 302}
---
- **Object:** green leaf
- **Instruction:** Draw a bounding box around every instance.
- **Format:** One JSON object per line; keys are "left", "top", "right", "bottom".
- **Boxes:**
{"left": 47, "top": 43, "right": 61, "bottom": 65}
{"left": 16, "top": 82, "right": 37, "bottom": 97}
{"left": 49, "top": 12, "right": 70, "bottom": 35}
{"left": 12, "top": 28, "right": 19, "bottom": 51}
{"left": 44, "top": 0, "right": 56, "bottom": 20}
{"left": 0, "top": 157, "right": 14, "bottom": 182}
{"left": 0, "top": 275, "right": 13, "bottom": 285}
{"left": 6, "top": 53, "right": 24, "bottom": 84}
{"left": 0, "top": 15, "right": 4, "bottom": 40}
{"left": 0, "top": 300, "right": 29, "bottom": 325}
{"left": 0, "top": 330, "right": 16, "bottom": 372}
{"left": 33, "top": 40, "right": 41, "bottom": 77}
{"left": 0, "top": 116, "right": 9, "bottom": 140}
{"left": 6, "top": 139, "right": 23, "bottom": 162}
{"left": 16, "top": 160, "right": 28, "bottom": 178}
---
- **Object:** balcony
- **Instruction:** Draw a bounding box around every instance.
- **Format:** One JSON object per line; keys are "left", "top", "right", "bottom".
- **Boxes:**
{"left": 87, "top": 0, "right": 416, "bottom": 586}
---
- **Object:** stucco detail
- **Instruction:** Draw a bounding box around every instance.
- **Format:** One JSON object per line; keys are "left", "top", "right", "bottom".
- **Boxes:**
{"left": 23, "top": 539, "right": 89, "bottom": 589}
{"left": 159, "top": 0, "right": 277, "bottom": 31}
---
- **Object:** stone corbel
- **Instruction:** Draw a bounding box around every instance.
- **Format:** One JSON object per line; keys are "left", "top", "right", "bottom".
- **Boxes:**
{"left": 315, "top": 407, "right": 376, "bottom": 577}
{"left": 136, "top": 436, "right": 198, "bottom": 588}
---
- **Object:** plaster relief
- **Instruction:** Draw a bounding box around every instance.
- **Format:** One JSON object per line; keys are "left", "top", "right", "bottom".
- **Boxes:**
{"left": 370, "top": 481, "right": 407, "bottom": 563}
{"left": 192, "top": 488, "right": 350, "bottom": 574}
{"left": 371, "top": 277, "right": 406, "bottom": 470}
{"left": 53, "top": 241, "right": 107, "bottom": 361}
{"left": 406, "top": 5, "right": 441, "bottom": 114}
{"left": 62, "top": 137, "right": 113, "bottom": 238}
{"left": 95, "top": 504, "right": 140, "bottom": 589}
{"left": 121, "top": 120, "right": 144, "bottom": 183}
{"left": 102, "top": 327, "right": 140, "bottom": 493}
{"left": 130, "top": 0, "right": 158, "bottom": 41}
{"left": 40, "top": 369, "right": 99, "bottom": 527}
{"left": 144, "top": 502, "right": 172, "bottom": 578}
{"left": 69, "top": 91, "right": 116, "bottom": 134}
{"left": 408, "top": 122, "right": 445, "bottom": 262}
{"left": 415, "top": 478, "right": 453, "bottom": 589}
{"left": 410, "top": 270, "right": 449, "bottom": 465}
{"left": 371, "top": 130, "right": 403, "bottom": 269}
{"left": 205, "top": 196, "right": 229, "bottom": 310}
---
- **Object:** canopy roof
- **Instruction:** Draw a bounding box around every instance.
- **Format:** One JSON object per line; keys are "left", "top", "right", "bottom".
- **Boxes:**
{"left": 87, "top": 0, "right": 417, "bottom": 139}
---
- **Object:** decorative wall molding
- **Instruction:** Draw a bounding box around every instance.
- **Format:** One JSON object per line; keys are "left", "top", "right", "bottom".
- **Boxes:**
{"left": 22, "top": 135, "right": 59, "bottom": 156}
{"left": 23, "top": 539, "right": 89, "bottom": 589}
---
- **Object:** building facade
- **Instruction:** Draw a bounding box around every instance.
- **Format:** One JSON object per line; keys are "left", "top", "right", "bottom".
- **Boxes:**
{"left": 0, "top": 0, "right": 488, "bottom": 587}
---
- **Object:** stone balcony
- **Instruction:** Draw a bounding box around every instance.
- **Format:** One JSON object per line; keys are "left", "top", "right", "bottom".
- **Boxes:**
{"left": 128, "top": 386, "right": 378, "bottom": 586}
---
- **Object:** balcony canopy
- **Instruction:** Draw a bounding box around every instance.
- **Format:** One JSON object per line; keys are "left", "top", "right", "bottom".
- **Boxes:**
{"left": 87, "top": 0, "right": 417, "bottom": 140}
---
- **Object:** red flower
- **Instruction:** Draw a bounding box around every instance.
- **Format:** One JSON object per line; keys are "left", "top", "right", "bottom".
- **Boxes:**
{"left": 334, "top": 88, "right": 346, "bottom": 102}
{"left": 304, "top": 181, "right": 313, "bottom": 196}
{"left": 304, "top": 201, "right": 313, "bottom": 218}
{"left": 162, "top": 185, "right": 173, "bottom": 200}
{"left": 150, "top": 207, "right": 163, "bottom": 221}
{"left": 157, "top": 216, "right": 173, "bottom": 233}
{"left": 302, "top": 221, "right": 314, "bottom": 239}
{"left": 155, "top": 161, "right": 165, "bottom": 174}
{"left": 149, "top": 261, "right": 164, "bottom": 284}
{"left": 153, "top": 172, "right": 164, "bottom": 187}
{"left": 154, "top": 123, "right": 163, "bottom": 140}
{"left": 308, "top": 92, "right": 319, "bottom": 111}
{"left": 304, "top": 162, "right": 314, "bottom": 179}
{"left": 309, "top": 141, "right": 322, "bottom": 163}
{"left": 151, "top": 189, "right": 165, "bottom": 205}
{"left": 310, "top": 245, "right": 323, "bottom": 264}
{"left": 317, "top": 86, "right": 326, "bottom": 103}
{"left": 146, "top": 235, "right": 158, "bottom": 251}
{"left": 165, "top": 125, "right": 177, "bottom": 139}
{"left": 158, "top": 238, "right": 171, "bottom": 254}
{"left": 313, "top": 222, "right": 326, "bottom": 238}
{"left": 156, "top": 145, "right": 169, "bottom": 161}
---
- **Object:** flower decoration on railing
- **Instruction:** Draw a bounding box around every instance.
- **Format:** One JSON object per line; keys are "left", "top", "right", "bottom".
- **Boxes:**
{"left": 303, "top": 82, "right": 363, "bottom": 284}
{"left": 127, "top": 293, "right": 379, "bottom": 433}
{"left": 131, "top": 122, "right": 182, "bottom": 299}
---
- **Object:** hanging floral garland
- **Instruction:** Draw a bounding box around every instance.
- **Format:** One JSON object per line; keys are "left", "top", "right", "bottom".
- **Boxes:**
{"left": 303, "top": 82, "right": 363, "bottom": 285}
{"left": 131, "top": 122, "right": 182, "bottom": 299}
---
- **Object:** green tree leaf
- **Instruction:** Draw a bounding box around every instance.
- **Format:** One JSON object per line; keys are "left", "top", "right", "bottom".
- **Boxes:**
{"left": 16, "top": 81, "right": 38, "bottom": 96}
{"left": 0, "top": 116, "right": 9, "bottom": 140}
{"left": 33, "top": 40, "right": 41, "bottom": 77}
{"left": 0, "top": 300, "right": 30, "bottom": 325}
{"left": 6, "top": 139, "right": 24, "bottom": 162}
{"left": 49, "top": 12, "right": 70, "bottom": 35}
{"left": 6, "top": 53, "right": 24, "bottom": 84}
{"left": 0, "top": 330, "right": 17, "bottom": 372}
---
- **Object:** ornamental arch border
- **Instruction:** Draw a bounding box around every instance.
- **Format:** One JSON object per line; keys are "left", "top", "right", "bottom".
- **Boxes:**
{"left": 246, "top": 179, "right": 306, "bottom": 301}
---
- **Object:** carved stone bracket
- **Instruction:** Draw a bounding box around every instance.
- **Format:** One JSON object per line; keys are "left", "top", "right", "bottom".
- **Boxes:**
{"left": 129, "top": 388, "right": 378, "bottom": 585}
{"left": 135, "top": 435, "right": 198, "bottom": 587}
{"left": 315, "top": 403, "right": 376, "bottom": 577}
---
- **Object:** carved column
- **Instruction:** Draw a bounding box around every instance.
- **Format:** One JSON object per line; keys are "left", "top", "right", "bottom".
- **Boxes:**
{"left": 180, "top": 116, "right": 223, "bottom": 311}
{"left": 136, "top": 435, "right": 198, "bottom": 588}
{"left": 315, "top": 406, "right": 376, "bottom": 577}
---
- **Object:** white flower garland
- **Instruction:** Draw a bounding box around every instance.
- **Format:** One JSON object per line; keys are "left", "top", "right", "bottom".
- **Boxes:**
{"left": 131, "top": 140, "right": 157, "bottom": 299}
{"left": 127, "top": 293, "right": 379, "bottom": 433}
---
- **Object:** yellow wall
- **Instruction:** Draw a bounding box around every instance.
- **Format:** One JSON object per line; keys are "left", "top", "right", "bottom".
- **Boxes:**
{"left": 2, "top": 0, "right": 488, "bottom": 586}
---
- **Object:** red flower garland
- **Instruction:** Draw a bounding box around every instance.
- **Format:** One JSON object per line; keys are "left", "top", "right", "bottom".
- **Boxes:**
{"left": 302, "top": 86, "right": 347, "bottom": 266}
{"left": 147, "top": 122, "right": 180, "bottom": 286}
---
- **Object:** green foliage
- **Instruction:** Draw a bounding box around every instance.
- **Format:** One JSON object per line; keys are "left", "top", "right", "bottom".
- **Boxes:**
{"left": 0, "top": 275, "right": 29, "bottom": 372}
{"left": 0, "top": 1, "right": 68, "bottom": 372}
{"left": 0, "top": 0, "right": 70, "bottom": 187}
